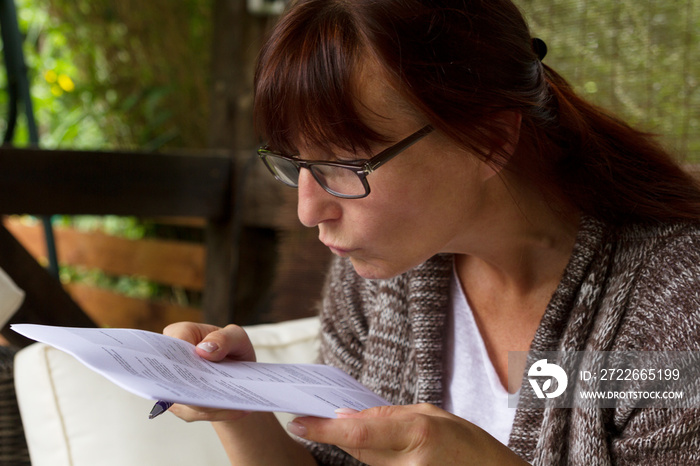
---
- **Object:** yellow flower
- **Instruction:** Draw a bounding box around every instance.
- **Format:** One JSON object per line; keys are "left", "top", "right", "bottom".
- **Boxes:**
{"left": 57, "top": 74, "right": 75, "bottom": 92}
{"left": 44, "top": 69, "right": 57, "bottom": 83}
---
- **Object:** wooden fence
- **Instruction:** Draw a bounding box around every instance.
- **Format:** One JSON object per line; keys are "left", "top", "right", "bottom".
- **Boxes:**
{"left": 2, "top": 213, "right": 331, "bottom": 334}
{"left": 3, "top": 217, "right": 204, "bottom": 331}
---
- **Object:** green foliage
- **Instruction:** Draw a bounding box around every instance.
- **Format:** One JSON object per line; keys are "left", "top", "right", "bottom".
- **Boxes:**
{"left": 58, "top": 264, "right": 159, "bottom": 300}
{"left": 53, "top": 215, "right": 152, "bottom": 239}
{"left": 3, "top": 0, "right": 112, "bottom": 147}
{"left": 3, "top": 0, "right": 212, "bottom": 150}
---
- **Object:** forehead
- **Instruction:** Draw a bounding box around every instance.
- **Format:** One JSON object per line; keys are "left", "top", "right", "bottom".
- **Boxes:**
{"left": 255, "top": 24, "right": 416, "bottom": 156}
{"left": 352, "top": 60, "right": 420, "bottom": 132}
{"left": 297, "top": 60, "right": 424, "bottom": 157}
{"left": 291, "top": 62, "right": 421, "bottom": 155}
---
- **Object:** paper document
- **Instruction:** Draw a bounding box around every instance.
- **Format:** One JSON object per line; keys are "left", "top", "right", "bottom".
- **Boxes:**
{"left": 11, "top": 324, "right": 388, "bottom": 418}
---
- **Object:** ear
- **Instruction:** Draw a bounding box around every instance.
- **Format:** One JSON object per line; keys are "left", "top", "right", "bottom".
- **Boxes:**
{"left": 479, "top": 111, "right": 522, "bottom": 180}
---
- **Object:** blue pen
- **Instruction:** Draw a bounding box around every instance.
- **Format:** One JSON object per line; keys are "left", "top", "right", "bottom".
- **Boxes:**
{"left": 148, "top": 400, "right": 174, "bottom": 419}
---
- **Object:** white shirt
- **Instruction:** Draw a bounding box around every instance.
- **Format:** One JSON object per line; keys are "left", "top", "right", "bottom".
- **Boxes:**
{"left": 442, "top": 265, "right": 518, "bottom": 445}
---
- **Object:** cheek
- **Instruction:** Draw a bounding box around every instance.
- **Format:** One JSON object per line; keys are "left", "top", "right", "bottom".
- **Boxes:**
{"left": 371, "top": 159, "right": 481, "bottom": 240}
{"left": 352, "top": 184, "right": 444, "bottom": 250}
{"left": 344, "top": 153, "right": 480, "bottom": 248}
{"left": 379, "top": 162, "right": 469, "bottom": 219}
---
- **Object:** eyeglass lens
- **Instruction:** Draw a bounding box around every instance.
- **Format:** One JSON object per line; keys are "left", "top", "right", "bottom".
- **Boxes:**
{"left": 265, "top": 155, "right": 299, "bottom": 186}
{"left": 265, "top": 154, "right": 367, "bottom": 197}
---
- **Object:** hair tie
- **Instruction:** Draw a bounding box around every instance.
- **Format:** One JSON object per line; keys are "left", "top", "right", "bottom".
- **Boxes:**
{"left": 531, "top": 38, "right": 547, "bottom": 61}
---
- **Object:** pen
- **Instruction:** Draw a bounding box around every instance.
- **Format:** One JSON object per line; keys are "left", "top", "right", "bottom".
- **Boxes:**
{"left": 148, "top": 400, "right": 174, "bottom": 419}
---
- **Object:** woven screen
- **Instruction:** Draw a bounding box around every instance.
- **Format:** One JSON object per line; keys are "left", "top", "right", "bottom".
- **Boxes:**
{"left": 518, "top": 0, "right": 699, "bottom": 161}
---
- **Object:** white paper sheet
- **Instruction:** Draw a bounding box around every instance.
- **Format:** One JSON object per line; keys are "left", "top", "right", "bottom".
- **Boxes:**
{"left": 11, "top": 324, "right": 388, "bottom": 418}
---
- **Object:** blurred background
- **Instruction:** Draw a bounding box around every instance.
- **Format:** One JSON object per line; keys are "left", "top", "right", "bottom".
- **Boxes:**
{"left": 1, "top": 0, "right": 698, "bottom": 336}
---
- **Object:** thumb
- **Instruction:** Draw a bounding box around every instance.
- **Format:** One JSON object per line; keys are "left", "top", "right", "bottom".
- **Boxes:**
{"left": 195, "top": 324, "right": 256, "bottom": 363}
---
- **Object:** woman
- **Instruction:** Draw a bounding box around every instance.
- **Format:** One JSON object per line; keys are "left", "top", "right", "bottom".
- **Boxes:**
{"left": 165, "top": 0, "right": 700, "bottom": 464}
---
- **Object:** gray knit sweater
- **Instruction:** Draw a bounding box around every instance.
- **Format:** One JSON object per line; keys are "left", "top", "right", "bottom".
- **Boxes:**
{"left": 303, "top": 216, "right": 700, "bottom": 465}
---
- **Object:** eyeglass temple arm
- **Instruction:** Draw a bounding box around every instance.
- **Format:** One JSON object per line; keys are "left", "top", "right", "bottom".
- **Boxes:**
{"left": 364, "top": 125, "right": 434, "bottom": 174}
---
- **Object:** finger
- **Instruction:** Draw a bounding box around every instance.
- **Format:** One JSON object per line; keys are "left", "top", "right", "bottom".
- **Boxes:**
{"left": 194, "top": 324, "right": 256, "bottom": 362}
{"left": 169, "top": 403, "right": 251, "bottom": 423}
{"left": 289, "top": 415, "right": 412, "bottom": 465}
{"left": 291, "top": 412, "right": 408, "bottom": 451}
{"left": 334, "top": 408, "right": 360, "bottom": 418}
{"left": 336, "top": 403, "right": 448, "bottom": 421}
{"left": 163, "top": 322, "right": 256, "bottom": 362}
{"left": 291, "top": 405, "right": 449, "bottom": 452}
{"left": 163, "top": 321, "right": 222, "bottom": 345}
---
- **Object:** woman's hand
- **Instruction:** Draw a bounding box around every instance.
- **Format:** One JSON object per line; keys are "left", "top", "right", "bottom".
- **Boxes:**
{"left": 161, "top": 322, "right": 256, "bottom": 422}
{"left": 288, "top": 403, "right": 529, "bottom": 466}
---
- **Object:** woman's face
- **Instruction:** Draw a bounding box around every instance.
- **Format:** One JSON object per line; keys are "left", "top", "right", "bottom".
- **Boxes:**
{"left": 295, "top": 63, "right": 499, "bottom": 279}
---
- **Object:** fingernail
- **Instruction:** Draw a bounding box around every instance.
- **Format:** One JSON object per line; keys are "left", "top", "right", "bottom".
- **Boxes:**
{"left": 197, "top": 341, "right": 218, "bottom": 353}
{"left": 335, "top": 408, "right": 360, "bottom": 417}
{"left": 286, "top": 421, "right": 308, "bottom": 438}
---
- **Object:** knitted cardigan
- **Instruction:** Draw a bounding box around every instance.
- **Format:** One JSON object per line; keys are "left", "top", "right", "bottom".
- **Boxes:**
{"left": 303, "top": 216, "right": 700, "bottom": 465}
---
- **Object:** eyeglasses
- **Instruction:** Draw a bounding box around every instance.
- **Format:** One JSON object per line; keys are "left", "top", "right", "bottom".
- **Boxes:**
{"left": 257, "top": 125, "right": 434, "bottom": 199}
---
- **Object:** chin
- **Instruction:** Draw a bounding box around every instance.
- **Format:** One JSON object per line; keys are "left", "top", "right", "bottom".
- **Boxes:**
{"left": 349, "top": 257, "right": 409, "bottom": 281}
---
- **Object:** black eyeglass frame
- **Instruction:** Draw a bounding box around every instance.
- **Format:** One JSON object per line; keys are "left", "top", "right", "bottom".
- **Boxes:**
{"left": 257, "top": 125, "right": 434, "bottom": 199}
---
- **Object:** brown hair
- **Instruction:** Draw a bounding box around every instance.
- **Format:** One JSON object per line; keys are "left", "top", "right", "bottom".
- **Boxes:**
{"left": 254, "top": 0, "right": 700, "bottom": 225}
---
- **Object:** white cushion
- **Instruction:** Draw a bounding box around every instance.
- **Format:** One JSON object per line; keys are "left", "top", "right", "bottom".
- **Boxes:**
{"left": 14, "top": 317, "right": 320, "bottom": 466}
{"left": 245, "top": 316, "right": 320, "bottom": 365}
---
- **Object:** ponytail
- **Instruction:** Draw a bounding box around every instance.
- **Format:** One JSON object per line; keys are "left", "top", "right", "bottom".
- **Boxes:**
{"left": 526, "top": 64, "right": 700, "bottom": 225}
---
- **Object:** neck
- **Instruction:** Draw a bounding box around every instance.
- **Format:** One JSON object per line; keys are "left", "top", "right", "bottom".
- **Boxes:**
{"left": 452, "top": 167, "right": 580, "bottom": 297}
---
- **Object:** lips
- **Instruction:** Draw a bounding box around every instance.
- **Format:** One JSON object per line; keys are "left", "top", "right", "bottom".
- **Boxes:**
{"left": 321, "top": 240, "right": 354, "bottom": 257}
{"left": 326, "top": 245, "right": 351, "bottom": 257}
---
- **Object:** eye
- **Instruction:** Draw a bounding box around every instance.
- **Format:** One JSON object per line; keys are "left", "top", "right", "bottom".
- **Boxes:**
{"left": 332, "top": 147, "right": 375, "bottom": 163}
{"left": 335, "top": 156, "right": 363, "bottom": 164}
{"left": 314, "top": 150, "right": 362, "bottom": 163}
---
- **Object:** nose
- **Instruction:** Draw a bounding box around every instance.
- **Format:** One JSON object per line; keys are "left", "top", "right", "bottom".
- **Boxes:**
{"left": 296, "top": 169, "right": 341, "bottom": 227}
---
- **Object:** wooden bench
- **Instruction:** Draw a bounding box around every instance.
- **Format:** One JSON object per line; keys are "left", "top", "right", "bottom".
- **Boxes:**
{"left": 0, "top": 146, "right": 332, "bottom": 347}
{"left": 0, "top": 147, "right": 233, "bottom": 343}
{"left": 3, "top": 216, "right": 206, "bottom": 331}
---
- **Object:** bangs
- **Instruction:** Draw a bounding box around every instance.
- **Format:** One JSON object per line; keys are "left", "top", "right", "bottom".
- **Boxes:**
{"left": 253, "top": 1, "right": 385, "bottom": 156}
